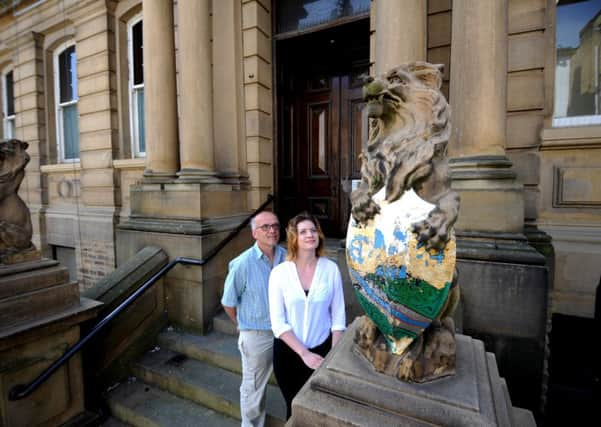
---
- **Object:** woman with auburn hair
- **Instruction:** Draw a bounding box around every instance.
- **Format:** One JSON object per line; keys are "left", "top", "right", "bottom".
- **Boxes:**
{"left": 268, "top": 212, "right": 346, "bottom": 419}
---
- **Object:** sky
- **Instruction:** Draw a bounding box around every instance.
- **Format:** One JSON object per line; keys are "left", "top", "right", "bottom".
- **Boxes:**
{"left": 557, "top": 0, "right": 601, "bottom": 48}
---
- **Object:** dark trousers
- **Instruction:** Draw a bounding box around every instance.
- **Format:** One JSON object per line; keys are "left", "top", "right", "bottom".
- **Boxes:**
{"left": 272, "top": 334, "right": 332, "bottom": 419}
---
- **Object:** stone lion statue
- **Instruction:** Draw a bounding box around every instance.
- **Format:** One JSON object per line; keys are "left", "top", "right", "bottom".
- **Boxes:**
{"left": 349, "top": 62, "right": 460, "bottom": 382}
{"left": 351, "top": 62, "right": 458, "bottom": 251}
{"left": 0, "top": 139, "right": 36, "bottom": 263}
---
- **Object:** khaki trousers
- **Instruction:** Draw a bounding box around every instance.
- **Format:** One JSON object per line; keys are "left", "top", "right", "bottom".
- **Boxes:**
{"left": 238, "top": 330, "right": 274, "bottom": 427}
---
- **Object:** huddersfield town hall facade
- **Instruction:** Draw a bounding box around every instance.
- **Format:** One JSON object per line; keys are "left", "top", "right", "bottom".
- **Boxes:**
{"left": 0, "top": 0, "right": 598, "bottom": 425}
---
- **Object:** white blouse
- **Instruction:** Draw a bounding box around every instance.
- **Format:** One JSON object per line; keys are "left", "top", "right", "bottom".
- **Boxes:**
{"left": 269, "top": 257, "right": 346, "bottom": 349}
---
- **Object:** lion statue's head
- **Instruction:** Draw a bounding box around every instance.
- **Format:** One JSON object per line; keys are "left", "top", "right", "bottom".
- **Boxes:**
{"left": 354, "top": 62, "right": 451, "bottom": 205}
{"left": 363, "top": 62, "right": 450, "bottom": 148}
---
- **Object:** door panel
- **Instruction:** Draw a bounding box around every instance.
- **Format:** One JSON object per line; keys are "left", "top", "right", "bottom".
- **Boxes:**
{"left": 339, "top": 74, "right": 368, "bottom": 233}
{"left": 298, "top": 77, "right": 340, "bottom": 236}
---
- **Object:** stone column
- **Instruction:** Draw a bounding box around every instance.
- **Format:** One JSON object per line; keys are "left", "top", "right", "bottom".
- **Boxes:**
{"left": 177, "top": 0, "right": 218, "bottom": 181}
{"left": 213, "top": 0, "right": 246, "bottom": 183}
{"left": 375, "top": 0, "right": 426, "bottom": 74}
{"left": 447, "top": 3, "right": 548, "bottom": 414}
{"left": 448, "top": 0, "right": 524, "bottom": 234}
{"left": 142, "top": 0, "right": 178, "bottom": 178}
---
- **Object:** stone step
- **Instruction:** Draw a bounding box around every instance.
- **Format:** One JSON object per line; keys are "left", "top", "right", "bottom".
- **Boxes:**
{"left": 157, "top": 328, "right": 278, "bottom": 385}
{"left": 212, "top": 310, "right": 238, "bottom": 336}
{"left": 105, "top": 380, "right": 238, "bottom": 427}
{"left": 131, "top": 347, "right": 286, "bottom": 427}
{"left": 158, "top": 328, "right": 241, "bottom": 375}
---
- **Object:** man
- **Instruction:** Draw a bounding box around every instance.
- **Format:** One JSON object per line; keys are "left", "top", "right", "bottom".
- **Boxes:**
{"left": 221, "top": 211, "right": 286, "bottom": 427}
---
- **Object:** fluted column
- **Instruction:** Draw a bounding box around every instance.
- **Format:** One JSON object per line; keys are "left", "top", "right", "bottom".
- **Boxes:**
{"left": 375, "top": 0, "right": 426, "bottom": 74}
{"left": 177, "top": 0, "right": 218, "bottom": 181}
{"left": 449, "top": 0, "right": 524, "bottom": 233}
{"left": 142, "top": 0, "right": 178, "bottom": 178}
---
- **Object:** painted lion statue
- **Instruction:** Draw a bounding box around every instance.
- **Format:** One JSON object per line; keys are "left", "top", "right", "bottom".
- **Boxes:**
{"left": 0, "top": 139, "right": 36, "bottom": 263}
{"left": 348, "top": 62, "right": 460, "bottom": 382}
{"left": 351, "top": 62, "right": 458, "bottom": 248}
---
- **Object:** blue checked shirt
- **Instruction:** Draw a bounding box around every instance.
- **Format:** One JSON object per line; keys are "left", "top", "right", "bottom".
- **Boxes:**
{"left": 221, "top": 242, "right": 287, "bottom": 330}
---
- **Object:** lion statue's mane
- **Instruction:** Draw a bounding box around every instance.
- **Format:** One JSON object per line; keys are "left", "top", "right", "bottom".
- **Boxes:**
{"left": 351, "top": 62, "right": 457, "bottom": 251}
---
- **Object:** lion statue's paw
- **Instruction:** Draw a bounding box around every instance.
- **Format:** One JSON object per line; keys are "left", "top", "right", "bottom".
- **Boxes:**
{"left": 351, "top": 189, "right": 380, "bottom": 224}
{"left": 412, "top": 210, "right": 451, "bottom": 251}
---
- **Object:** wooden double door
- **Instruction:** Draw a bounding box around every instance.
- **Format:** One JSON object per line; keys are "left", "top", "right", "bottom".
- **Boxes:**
{"left": 277, "top": 67, "right": 368, "bottom": 237}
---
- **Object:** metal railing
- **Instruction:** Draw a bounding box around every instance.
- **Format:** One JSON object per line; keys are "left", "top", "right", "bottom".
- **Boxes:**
{"left": 9, "top": 194, "right": 274, "bottom": 401}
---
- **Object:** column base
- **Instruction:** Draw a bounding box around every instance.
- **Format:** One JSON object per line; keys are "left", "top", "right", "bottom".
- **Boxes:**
{"left": 217, "top": 171, "right": 250, "bottom": 185}
{"left": 129, "top": 181, "right": 249, "bottom": 220}
{"left": 450, "top": 155, "right": 524, "bottom": 233}
{"left": 177, "top": 168, "right": 221, "bottom": 183}
{"left": 143, "top": 169, "right": 178, "bottom": 183}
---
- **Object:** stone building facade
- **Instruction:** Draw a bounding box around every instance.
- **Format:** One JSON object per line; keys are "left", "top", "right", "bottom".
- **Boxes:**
{"left": 0, "top": 0, "right": 599, "bottom": 417}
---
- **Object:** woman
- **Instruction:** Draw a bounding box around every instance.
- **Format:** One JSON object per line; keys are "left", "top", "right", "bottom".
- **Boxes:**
{"left": 268, "top": 212, "right": 346, "bottom": 419}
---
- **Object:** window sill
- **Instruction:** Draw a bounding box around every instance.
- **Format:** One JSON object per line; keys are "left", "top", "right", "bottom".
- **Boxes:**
{"left": 113, "top": 158, "right": 146, "bottom": 169}
{"left": 40, "top": 162, "right": 81, "bottom": 173}
{"left": 540, "top": 125, "right": 601, "bottom": 151}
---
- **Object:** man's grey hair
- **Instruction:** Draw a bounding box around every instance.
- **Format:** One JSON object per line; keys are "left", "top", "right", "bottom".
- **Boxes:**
{"left": 250, "top": 216, "right": 257, "bottom": 231}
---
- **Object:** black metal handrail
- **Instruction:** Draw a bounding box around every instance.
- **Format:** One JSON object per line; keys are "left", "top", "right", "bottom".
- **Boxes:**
{"left": 9, "top": 194, "right": 274, "bottom": 401}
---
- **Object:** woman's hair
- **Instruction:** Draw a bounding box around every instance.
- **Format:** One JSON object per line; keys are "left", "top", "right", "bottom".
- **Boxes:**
{"left": 286, "top": 211, "right": 325, "bottom": 261}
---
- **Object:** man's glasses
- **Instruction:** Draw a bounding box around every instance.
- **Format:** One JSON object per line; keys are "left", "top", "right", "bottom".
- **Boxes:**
{"left": 257, "top": 223, "right": 280, "bottom": 232}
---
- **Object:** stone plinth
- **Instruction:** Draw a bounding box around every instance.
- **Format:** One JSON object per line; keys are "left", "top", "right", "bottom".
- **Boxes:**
{"left": 117, "top": 182, "right": 254, "bottom": 333}
{"left": 455, "top": 246, "right": 548, "bottom": 416}
{"left": 0, "top": 260, "right": 101, "bottom": 427}
{"left": 129, "top": 182, "right": 248, "bottom": 220}
{"left": 289, "top": 317, "right": 535, "bottom": 427}
{"left": 0, "top": 260, "right": 77, "bottom": 327}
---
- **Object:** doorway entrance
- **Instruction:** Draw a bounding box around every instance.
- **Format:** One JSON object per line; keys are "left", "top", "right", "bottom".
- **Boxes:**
{"left": 275, "top": 19, "right": 370, "bottom": 237}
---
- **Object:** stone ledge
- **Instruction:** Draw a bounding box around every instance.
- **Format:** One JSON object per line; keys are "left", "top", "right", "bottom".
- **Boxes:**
{"left": 0, "top": 297, "right": 102, "bottom": 348}
{"left": 40, "top": 162, "right": 82, "bottom": 173}
{"left": 113, "top": 158, "right": 146, "bottom": 170}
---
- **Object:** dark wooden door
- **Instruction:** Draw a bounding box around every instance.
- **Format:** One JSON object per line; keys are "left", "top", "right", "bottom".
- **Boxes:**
{"left": 278, "top": 70, "right": 367, "bottom": 237}
{"left": 275, "top": 20, "right": 369, "bottom": 237}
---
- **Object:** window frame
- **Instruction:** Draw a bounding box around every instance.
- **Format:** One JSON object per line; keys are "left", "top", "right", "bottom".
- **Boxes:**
{"left": 2, "top": 66, "right": 15, "bottom": 139}
{"left": 53, "top": 40, "right": 79, "bottom": 163}
{"left": 127, "top": 13, "right": 145, "bottom": 158}
{"left": 552, "top": 0, "right": 601, "bottom": 128}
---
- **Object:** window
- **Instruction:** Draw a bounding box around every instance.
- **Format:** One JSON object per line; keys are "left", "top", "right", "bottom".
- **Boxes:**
{"left": 554, "top": 0, "right": 601, "bottom": 127}
{"left": 276, "top": 0, "right": 370, "bottom": 35}
{"left": 54, "top": 42, "right": 79, "bottom": 161}
{"left": 128, "top": 15, "right": 145, "bottom": 156}
{"left": 2, "top": 69, "right": 15, "bottom": 139}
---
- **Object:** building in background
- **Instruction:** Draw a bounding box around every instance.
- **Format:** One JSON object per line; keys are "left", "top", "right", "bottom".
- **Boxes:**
{"left": 0, "top": 0, "right": 598, "bottom": 423}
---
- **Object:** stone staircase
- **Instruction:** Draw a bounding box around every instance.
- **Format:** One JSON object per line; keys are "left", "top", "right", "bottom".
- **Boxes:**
{"left": 101, "top": 312, "right": 286, "bottom": 426}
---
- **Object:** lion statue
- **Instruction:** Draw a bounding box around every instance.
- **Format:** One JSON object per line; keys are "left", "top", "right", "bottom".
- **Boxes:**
{"left": 0, "top": 139, "right": 36, "bottom": 264}
{"left": 348, "top": 62, "right": 460, "bottom": 382}
{"left": 351, "top": 62, "right": 459, "bottom": 248}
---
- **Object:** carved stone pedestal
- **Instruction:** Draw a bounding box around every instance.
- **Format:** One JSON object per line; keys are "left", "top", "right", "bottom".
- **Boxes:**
{"left": 288, "top": 317, "right": 535, "bottom": 427}
{"left": 0, "top": 259, "right": 101, "bottom": 427}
